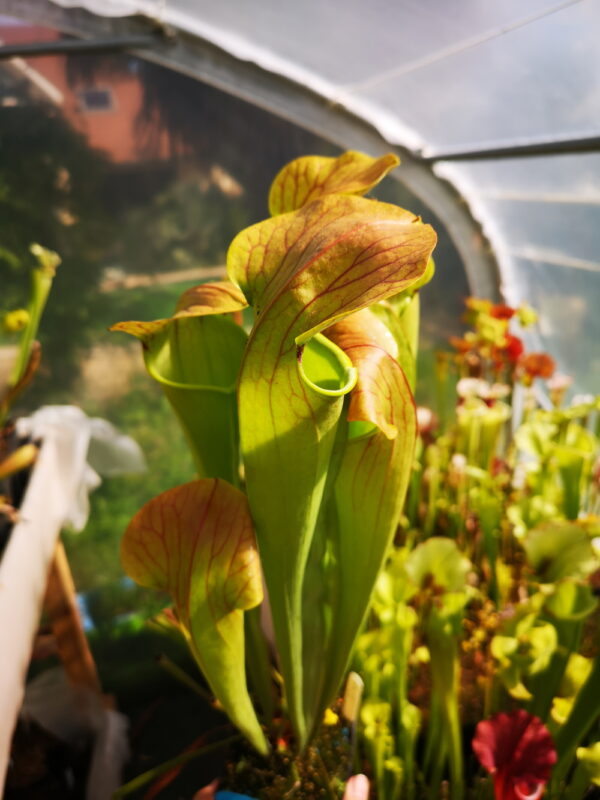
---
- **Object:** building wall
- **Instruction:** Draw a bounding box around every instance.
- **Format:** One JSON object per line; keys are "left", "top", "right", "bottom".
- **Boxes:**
{"left": 0, "top": 22, "right": 170, "bottom": 163}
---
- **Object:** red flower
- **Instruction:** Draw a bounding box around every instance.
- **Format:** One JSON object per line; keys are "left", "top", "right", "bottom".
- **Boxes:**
{"left": 490, "top": 304, "right": 516, "bottom": 320}
{"left": 490, "top": 334, "right": 524, "bottom": 370}
{"left": 473, "top": 711, "right": 556, "bottom": 800}
{"left": 519, "top": 353, "right": 556, "bottom": 381}
{"left": 503, "top": 335, "right": 525, "bottom": 364}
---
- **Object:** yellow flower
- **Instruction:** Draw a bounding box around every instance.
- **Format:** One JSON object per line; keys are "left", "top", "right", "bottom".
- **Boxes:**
{"left": 3, "top": 308, "right": 30, "bottom": 332}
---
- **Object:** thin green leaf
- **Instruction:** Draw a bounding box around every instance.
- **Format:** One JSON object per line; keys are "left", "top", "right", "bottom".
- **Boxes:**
{"left": 9, "top": 244, "right": 60, "bottom": 388}
{"left": 112, "top": 734, "right": 240, "bottom": 798}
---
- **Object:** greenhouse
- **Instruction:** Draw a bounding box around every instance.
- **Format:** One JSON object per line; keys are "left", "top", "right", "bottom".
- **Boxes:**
{"left": 0, "top": 1, "right": 599, "bottom": 798}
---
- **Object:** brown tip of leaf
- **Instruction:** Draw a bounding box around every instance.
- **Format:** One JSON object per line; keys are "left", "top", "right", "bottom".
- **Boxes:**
{"left": 109, "top": 319, "right": 169, "bottom": 341}
{"left": 175, "top": 281, "right": 248, "bottom": 316}
{"left": 268, "top": 150, "right": 401, "bottom": 215}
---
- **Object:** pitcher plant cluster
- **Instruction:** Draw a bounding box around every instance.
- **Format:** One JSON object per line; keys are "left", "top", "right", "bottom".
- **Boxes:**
{"left": 114, "top": 153, "right": 600, "bottom": 800}
{"left": 113, "top": 151, "right": 437, "bottom": 764}
{"left": 352, "top": 297, "right": 600, "bottom": 799}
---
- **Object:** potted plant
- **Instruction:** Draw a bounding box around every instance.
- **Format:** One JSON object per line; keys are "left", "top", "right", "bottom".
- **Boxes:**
{"left": 110, "top": 149, "right": 437, "bottom": 797}
{"left": 108, "top": 144, "right": 600, "bottom": 800}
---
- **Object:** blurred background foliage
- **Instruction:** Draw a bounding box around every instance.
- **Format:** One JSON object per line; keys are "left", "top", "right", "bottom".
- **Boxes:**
{"left": 0, "top": 44, "right": 468, "bottom": 625}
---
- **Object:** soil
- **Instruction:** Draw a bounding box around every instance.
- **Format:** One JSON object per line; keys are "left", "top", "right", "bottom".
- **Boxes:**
{"left": 4, "top": 718, "right": 91, "bottom": 800}
{"left": 221, "top": 705, "right": 352, "bottom": 800}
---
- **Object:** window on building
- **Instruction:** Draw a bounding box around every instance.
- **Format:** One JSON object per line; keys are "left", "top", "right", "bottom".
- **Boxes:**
{"left": 77, "top": 86, "right": 114, "bottom": 112}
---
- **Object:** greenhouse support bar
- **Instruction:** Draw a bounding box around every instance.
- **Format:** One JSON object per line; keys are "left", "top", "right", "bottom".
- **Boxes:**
{"left": 0, "top": 34, "right": 167, "bottom": 59}
{"left": 423, "top": 134, "right": 600, "bottom": 162}
{"left": 9, "top": 0, "right": 502, "bottom": 301}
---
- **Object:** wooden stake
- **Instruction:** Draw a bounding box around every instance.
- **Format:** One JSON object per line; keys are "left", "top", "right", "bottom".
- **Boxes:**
{"left": 43, "top": 540, "right": 102, "bottom": 693}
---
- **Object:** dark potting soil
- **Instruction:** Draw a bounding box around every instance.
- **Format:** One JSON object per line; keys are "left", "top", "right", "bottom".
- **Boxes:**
{"left": 4, "top": 717, "right": 92, "bottom": 800}
{"left": 89, "top": 630, "right": 229, "bottom": 798}
{"left": 221, "top": 705, "right": 352, "bottom": 800}
{"left": 7, "top": 635, "right": 228, "bottom": 799}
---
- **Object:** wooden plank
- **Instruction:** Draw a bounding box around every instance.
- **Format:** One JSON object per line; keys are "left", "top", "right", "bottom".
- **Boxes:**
{"left": 43, "top": 540, "right": 102, "bottom": 693}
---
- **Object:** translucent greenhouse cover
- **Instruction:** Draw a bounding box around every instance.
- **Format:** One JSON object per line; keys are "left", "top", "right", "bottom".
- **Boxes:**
{"left": 40, "top": 0, "right": 600, "bottom": 389}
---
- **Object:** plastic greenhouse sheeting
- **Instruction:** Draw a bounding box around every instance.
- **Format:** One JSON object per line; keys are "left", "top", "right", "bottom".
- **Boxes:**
{"left": 438, "top": 155, "right": 600, "bottom": 387}
{"left": 16, "top": 0, "right": 600, "bottom": 390}
{"left": 46, "top": 0, "right": 600, "bottom": 149}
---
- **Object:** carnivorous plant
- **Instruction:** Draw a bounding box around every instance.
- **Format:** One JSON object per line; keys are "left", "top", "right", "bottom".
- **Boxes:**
{"left": 113, "top": 151, "right": 437, "bottom": 759}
